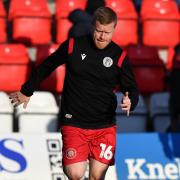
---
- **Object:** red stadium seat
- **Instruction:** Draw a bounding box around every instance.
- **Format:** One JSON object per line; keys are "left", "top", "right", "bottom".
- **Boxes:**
{"left": 55, "top": 0, "right": 86, "bottom": 44}
{"left": 0, "top": 44, "right": 31, "bottom": 92}
{"left": 141, "top": 0, "right": 180, "bottom": 47}
{"left": 112, "top": 18, "right": 138, "bottom": 46}
{"left": 55, "top": 0, "right": 86, "bottom": 18}
{"left": 8, "top": 0, "right": 51, "bottom": 45}
{"left": 0, "top": 1, "right": 7, "bottom": 43}
{"left": 56, "top": 19, "right": 72, "bottom": 44}
{"left": 106, "top": 0, "right": 137, "bottom": 17}
{"left": 36, "top": 44, "right": 66, "bottom": 93}
{"left": 106, "top": 0, "right": 138, "bottom": 46}
{"left": 127, "top": 44, "right": 166, "bottom": 94}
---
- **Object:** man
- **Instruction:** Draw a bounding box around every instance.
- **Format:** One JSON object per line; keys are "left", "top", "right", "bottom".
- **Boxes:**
{"left": 168, "top": 45, "right": 180, "bottom": 132}
{"left": 9, "top": 7, "right": 139, "bottom": 180}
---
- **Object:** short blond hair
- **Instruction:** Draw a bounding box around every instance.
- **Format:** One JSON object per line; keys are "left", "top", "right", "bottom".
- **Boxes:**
{"left": 92, "top": 7, "right": 117, "bottom": 27}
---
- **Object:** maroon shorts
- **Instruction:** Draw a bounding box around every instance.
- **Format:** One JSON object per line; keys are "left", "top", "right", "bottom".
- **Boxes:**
{"left": 61, "top": 125, "right": 116, "bottom": 166}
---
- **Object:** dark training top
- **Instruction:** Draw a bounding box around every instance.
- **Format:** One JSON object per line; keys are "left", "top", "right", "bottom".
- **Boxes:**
{"left": 21, "top": 35, "right": 139, "bottom": 129}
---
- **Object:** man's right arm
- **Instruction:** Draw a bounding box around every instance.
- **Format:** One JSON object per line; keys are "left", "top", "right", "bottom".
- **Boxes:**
{"left": 21, "top": 40, "right": 69, "bottom": 96}
{"left": 9, "top": 40, "right": 69, "bottom": 108}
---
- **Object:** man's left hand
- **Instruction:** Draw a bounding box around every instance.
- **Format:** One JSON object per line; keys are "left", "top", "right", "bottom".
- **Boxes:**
{"left": 120, "top": 92, "right": 131, "bottom": 116}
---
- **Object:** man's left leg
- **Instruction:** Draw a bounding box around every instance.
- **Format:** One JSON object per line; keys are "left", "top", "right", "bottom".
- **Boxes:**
{"left": 88, "top": 126, "right": 116, "bottom": 180}
{"left": 89, "top": 158, "right": 109, "bottom": 180}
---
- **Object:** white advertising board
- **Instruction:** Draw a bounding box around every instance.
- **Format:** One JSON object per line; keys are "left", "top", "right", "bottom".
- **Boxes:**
{"left": 0, "top": 133, "right": 117, "bottom": 180}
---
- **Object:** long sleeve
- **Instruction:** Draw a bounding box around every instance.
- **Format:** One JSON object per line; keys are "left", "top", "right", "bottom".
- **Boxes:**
{"left": 21, "top": 40, "right": 69, "bottom": 96}
{"left": 118, "top": 55, "right": 139, "bottom": 111}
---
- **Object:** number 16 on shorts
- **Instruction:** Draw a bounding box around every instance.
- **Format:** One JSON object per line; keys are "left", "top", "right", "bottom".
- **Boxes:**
{"left": 99, "top": 143, "right": 113, "bottom": 160}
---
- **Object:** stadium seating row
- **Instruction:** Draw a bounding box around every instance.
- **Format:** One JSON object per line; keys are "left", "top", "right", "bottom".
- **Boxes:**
{"left": 0, "top": 43, "right": 172, "bottom": 94}
{"left": 0, "top": 0, "right": 179, "bottom": 46}
{"left": 0, "top": 91, "right": 171, "bottom": 133}
{"left": 1, "top": 42, "right": 179, "bottom": 94}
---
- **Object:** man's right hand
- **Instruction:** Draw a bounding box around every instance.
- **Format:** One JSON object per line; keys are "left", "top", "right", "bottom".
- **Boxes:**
{"left": 9, "top": 91, "right": 30, "bottom": 109}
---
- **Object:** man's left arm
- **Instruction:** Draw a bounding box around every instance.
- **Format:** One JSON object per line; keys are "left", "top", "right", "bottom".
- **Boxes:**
{"left": 118, "top": 55, "right": 139, "bottom": 112}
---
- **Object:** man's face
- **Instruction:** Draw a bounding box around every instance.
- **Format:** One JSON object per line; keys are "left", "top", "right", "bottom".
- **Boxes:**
{"left": 93, "top": 21, "right": 115, "bottom": 49}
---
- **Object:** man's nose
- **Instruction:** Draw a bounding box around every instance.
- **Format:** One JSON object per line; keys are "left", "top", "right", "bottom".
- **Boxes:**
{"left": 100, "top": 32, "right": 105, "bottom": 39}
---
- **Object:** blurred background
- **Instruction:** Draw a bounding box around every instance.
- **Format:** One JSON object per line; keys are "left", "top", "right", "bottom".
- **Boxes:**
{"left": 0, "top": 0, "right": 180, "bottom": 179}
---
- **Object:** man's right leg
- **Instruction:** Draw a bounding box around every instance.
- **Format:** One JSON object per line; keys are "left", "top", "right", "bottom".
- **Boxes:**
{"left": 63, "top": 161, "right": 87, "bottom": 180}
{"left": 61, "top": 126, "right": 89, "bottom": 179}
